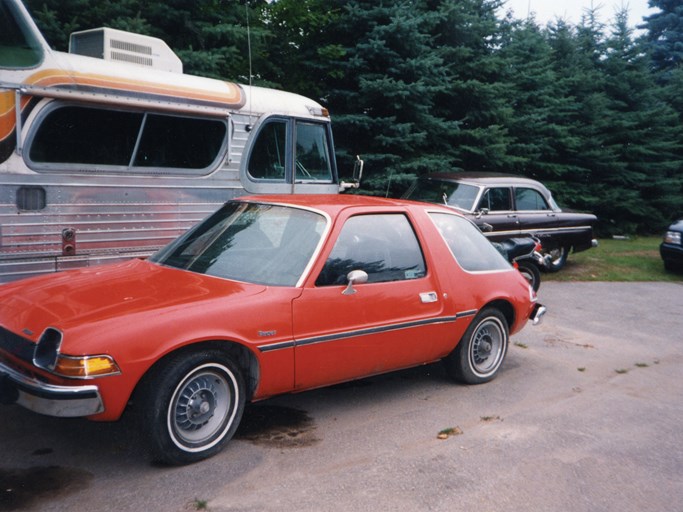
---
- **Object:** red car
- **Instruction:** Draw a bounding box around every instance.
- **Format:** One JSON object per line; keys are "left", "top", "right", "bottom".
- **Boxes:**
{"left": 0, "top": 195, "right": 545, "bottom": 464}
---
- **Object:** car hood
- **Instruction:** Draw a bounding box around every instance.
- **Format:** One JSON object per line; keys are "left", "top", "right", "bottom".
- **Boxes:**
{"left": 669, "top": 219, "right": 683, "bottom": 231}
{"left": 0, "top": 259, "right": 267, "bottom": 342}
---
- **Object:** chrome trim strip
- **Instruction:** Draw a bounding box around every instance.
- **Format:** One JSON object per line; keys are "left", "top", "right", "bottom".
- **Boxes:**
{"left": 258, "top": 310, "right": 478, "bottom": 353}
{"left": 258, "top": 340, "right": 296, "bottom": 353}
{"left": 484, "top": 226, "right": 593, "bottom": 237}
{"left": 0, "top": 360, "right": 103, "bottom": 417}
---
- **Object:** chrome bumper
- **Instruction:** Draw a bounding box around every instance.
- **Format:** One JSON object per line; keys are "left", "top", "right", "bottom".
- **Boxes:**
{"left": 530, "top": 304, "right": 547, "bottom": 326}
{"left": 0, "top": 360, "right": 103, "bottom": 417}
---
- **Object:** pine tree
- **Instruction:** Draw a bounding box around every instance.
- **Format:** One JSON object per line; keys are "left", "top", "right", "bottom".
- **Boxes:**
{"left": 599, "top": 8, "right": 683, "bottom": 232}
{"left": 641, "top": 0, "right": 683, "bottom": 74}
{"left": 314, "top": 0, "right": 460, "bottom": 195}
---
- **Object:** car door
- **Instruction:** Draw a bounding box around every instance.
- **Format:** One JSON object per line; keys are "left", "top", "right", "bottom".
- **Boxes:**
{"left": 291, "top": 211, "right": 453, "bottom": 390}
{"left": 476, "top": 186, "right": 520, "bottom": 239}
{"left": 513, "top": 187, "right": 558, "bottom": 237}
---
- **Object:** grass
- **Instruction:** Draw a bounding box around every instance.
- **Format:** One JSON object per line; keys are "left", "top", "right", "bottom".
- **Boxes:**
{"left": 544, "top": 236, "right": 683, "bottom": 282}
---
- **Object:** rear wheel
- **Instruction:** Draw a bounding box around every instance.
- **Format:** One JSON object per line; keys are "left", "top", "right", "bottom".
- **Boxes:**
{"left": 137, "top": 349, "right": 245, "bottom": 465}
{"left": 544, "top": 246, "right": 569, "bottom": 272}
{"left": 444, "top": 308, "right": 509, "bottom": 384}
{"left": 517, "top": 259, "right": 541, "bottom": 291}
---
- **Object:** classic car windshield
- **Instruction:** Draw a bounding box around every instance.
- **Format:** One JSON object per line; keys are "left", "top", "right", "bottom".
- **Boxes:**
{"left": 429, "top": 212, "right": 510, "bottom": 272}
{"left": 151, "top": 202, "right": 326, "bottom": 286}
{"left": 407, "top": 179, "right": 480, "bottom": 212}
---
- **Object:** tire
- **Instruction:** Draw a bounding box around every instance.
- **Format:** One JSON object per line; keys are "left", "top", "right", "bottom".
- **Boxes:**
{"left": 444, "top": 308, "right": 509, "bottom": 384}
{"left": 544, "top": 246, "right": 569, "bottom": 272}
{"left": 137, "top": 349, "right": 245, "bottom": 465}
{"left": 516, "top": 259, "right": 541, "bottom": 292}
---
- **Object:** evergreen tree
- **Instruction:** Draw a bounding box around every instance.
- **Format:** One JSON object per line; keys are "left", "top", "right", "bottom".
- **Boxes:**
{"left": 599, "top": 8, "right": 682, "bottom": 232}
{"left": 434, "top": 0, "right": 515, "bottom": 173}
{"left": 642, "top": 0, "right": 683, "bottom": 73}
{"left": 314, "top": 0, "right": 460, "bottom": 195}
{"left": 499, "top": 18, "right": 578, "bottom": 184}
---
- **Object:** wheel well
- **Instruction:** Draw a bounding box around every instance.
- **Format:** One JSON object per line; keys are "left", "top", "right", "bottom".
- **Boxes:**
{"left": 484, "top": 300, "right": 515, "bottom": 329}
{"left": 135, "top": 340, "right": 260, "bottom": 402}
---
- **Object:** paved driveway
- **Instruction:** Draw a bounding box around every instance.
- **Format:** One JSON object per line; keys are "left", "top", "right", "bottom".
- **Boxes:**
{"left": 1, "top": 282, "right": 682, "bottom": 512}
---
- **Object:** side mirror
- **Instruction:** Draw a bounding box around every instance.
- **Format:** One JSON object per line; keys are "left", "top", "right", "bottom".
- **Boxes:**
{"left": 475, "top": 208, "right": 489, "bottom": 219}
{"left": 339, "top": 155, "right": 364, "bottom": 191}
{"left": 342, "top": 269, "right": 368, "bottom": 295}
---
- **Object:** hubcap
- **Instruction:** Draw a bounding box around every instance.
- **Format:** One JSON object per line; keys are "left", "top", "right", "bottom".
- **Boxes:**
{"left": 168, "top": 366, "right": 236, "bottom": 449}
{"left": 471, "top": 319, "right": 505, "bottom": 375}
{"left": 176, "top": 376, "right": 218, "bottom": 431}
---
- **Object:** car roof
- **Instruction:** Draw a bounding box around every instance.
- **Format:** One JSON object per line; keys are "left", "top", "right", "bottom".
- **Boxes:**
{"left": 237, "top": 193, "right": 453, "bottom": 216}
{"left": 421, "top": 172, "right": 549, "bottom": 190}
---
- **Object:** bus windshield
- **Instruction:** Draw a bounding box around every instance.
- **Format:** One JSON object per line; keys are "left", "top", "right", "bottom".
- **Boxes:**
{"left": 0, "top": 0, "right": 44, "bottom": 68}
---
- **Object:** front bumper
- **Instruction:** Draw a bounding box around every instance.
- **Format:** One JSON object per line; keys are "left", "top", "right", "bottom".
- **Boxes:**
{"left": 660, "top": 243, "right": 683, "bottom": 265}
{"left": 0, "top": 360, "right": 103, "bottom": 417}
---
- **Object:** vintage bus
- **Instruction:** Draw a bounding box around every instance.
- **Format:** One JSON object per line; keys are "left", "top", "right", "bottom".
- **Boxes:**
{"left": 0, "top": 0, "right": 358, "bottom": 283}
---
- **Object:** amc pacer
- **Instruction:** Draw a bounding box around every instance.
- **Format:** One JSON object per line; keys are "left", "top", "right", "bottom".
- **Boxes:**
{"left": 0, "top": 195, "right": 544, "bottom": 465}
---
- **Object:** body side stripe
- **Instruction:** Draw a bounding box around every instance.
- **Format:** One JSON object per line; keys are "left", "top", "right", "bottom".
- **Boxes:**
{"left": 257, "top": 310, "right": 477, "bottom": 353}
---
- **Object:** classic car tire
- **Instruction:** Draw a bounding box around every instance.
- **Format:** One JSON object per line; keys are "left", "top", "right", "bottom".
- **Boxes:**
{"left": 516, "top": 259, "right": 541, "bottom": 292}
{"left": 137, "top": 349, "right": 245, "bottom": 465}
{"left": 544, "top": 246, "right": 569, "bottom": 272}
{"left": 444, "top": 308, "right": 509, "bottom": 384}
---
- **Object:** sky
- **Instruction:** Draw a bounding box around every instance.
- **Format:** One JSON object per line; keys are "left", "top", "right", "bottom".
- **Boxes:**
{"left": 501, "top": 0, "right": 656, "bottom": 28}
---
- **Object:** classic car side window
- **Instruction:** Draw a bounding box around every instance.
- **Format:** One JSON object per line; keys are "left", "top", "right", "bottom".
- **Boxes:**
{"left": 430, "top": 212, "right": 510, "bottom": 272}
{"left": 316, "top": 214, "right": 426, "bottom": 286}
{"left": 515, "top": 188, "right": 550, "bottom": 211}
{"left": 478, "top": 187, "right": 512, "bottom": 211}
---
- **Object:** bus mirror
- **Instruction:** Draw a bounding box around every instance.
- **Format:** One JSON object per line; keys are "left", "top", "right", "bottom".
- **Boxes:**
{"left": 339, "top": 155, "right": 364, "bottom": 192}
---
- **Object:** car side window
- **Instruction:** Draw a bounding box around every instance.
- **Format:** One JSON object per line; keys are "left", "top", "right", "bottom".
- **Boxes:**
{"left": 316, "top": 214, "right": 426, "bottom": 286}
{"left": 515, "top": 188, "right": 550, "bottom": 211}
{"left": 478, "top": 187, "right": 512, "bottom": 212}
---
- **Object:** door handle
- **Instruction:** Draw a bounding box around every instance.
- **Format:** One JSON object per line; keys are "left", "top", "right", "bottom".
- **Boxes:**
{"left": 420, "top": 292, "right": 438, "bottom": 303}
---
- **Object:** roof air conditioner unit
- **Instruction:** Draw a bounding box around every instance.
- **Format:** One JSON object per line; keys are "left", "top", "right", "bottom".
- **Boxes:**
{"left": 69, "top": 27, "right": 183, "bottom": 73}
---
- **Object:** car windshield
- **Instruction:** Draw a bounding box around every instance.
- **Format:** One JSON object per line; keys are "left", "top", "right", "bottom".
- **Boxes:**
{"left": 406, "top": 178, "right": 480, "bottom": 212}
{"left": 150, "top": 201, "right": 326, "bottom": 286}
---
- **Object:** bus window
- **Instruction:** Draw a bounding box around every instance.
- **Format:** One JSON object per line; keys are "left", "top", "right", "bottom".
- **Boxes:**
{"left": 134, "top": 113, "right": 226, "bottom": 169}
{"left": 0, "top": 0, "right": 43, "bottom": 68}
{"left": 295, "top": 122, "right": 333, "bottom": 182}
{"left": 247, "top": 120, "right": 287, "bottom": 181}
{"left": 27, "top": 104, "right": 227, "bottom": 174}
{"left": 29, "top": 107, "right": 143, "bottom": 166}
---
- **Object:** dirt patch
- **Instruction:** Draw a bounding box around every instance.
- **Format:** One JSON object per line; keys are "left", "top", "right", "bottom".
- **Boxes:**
{"left": 236, "top": 405, "right": 319, "bottom": 448}
{"left": 0, "top": 466, "right": 92, "bottom": 511}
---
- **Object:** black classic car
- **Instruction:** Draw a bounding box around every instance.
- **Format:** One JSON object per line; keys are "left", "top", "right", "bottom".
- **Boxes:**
{"left": 404, "top": 173, "right": 598, "bottom": 271}
{"left": 660, "top": 219, "right": 683, "bottom": 272}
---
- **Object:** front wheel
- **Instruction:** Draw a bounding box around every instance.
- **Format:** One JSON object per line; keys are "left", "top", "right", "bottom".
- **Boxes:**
{"left": 444, "top": 308, "right": 509, "bottom": 384}
{"left": 137, "top": 349, "right": 245, "bottom": 465}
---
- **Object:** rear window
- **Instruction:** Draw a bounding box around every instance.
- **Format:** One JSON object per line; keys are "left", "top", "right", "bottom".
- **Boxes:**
{"left": 429, "top": 212, "right": 510, "bottom": 272}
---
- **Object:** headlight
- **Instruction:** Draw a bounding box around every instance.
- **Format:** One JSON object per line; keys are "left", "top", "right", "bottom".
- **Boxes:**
{"left": 664, "top": 231, "right": 682, "bottom": 245}
{"left": 33, "top": 327, "right": 120, "bottom": 378}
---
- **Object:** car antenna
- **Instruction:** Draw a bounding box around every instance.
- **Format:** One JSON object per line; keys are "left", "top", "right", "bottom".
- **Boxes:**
{"left": 245, "top": 1, "right": 254, "bottom": 131}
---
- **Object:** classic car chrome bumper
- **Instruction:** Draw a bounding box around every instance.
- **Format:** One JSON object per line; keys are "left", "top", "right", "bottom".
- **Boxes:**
{"left": 530, "top": 304, "right": 546, "bottom": 326}
{"left": 0, "top": 360, "right": 103, "bottom": 417}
